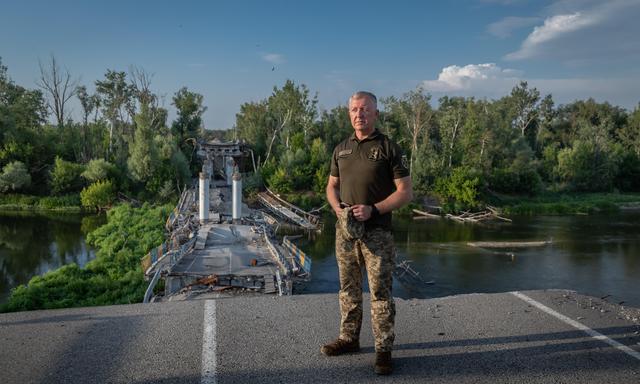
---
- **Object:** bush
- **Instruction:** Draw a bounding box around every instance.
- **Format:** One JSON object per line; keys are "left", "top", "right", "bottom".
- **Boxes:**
{"left": 313, "top": 165, "right": 329, "bottom": 195}
{"left": 244, "top": 171, "right": 264, "bottom": 194}
{"left": 434, "top": 166, "right": 481, "bottom": 212}
{"left": 1, "top": 203, "right": 171, "bottom": 312}
{"left": 613, "top": 149, "right": 640, "bottom": 192}
{"left": 81, "top": 159, "right": 117, "bottom": 183}
{"left": 0, "top": 161, "right": 31, "bottom": 192}
{"left": 0, "top": 194, "right": 38, "bottom": 206}
{"left": 267, "top": 167, "right": 293, "bottom": 193}
{"left": 37, "top": 194, "right": 81, "bottom": 209}
{"left": 0, "top": 193, "right": 81, "bottom": 211}
{"left": 556, "top": 140, "right": 617, "bottom": 192}
{"left": 80, "top": 180, "right": 115, "bottom": 211}
{"left": 490, "top": 167, "right": 542, "bottom": 195}
{"left": 51, "top": 157, "right": 85, "bottom": 195}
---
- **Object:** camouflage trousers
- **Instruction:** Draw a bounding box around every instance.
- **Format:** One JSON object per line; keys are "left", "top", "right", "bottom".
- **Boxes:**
{"left": 335, "top": 223, "right": 396, "bottom": 352}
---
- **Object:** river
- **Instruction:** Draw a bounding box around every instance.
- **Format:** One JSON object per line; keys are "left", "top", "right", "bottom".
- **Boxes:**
{"left": 297, "top": 210, "right": 640, "bottom": 308}
{"left": 0, "top": 212, "right": 105, "bottom": 304}
{"left": 1, "top": 210, "right": 638, "bottom": 308}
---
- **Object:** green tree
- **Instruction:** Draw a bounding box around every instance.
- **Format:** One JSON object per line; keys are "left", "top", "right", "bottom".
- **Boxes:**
{"left": 309, "top": 138, "right": 330, "bottom": 193}
{"left": 81, "top": 159, "right": 117, "bottom": 183}
{"left": 267, "top": 79, "right": 317, "bottom": 150}
{"left": 234, "top": 79, "right": 318, "bottom": 191}
{"left": 50, "top": 157, "right": 85, "bottom": 194}
{"left": 508, "top": 81, "right": 540, "bottom": 146}
{"left": 489, "top": 138, "right": 542, "bottom": 194}
{"left": 554, "top": 99, "right": 627, "bottom": 149}
{"left": 127, "top": 103, "right": 160, "bottom": 184}
{"left": 76, "top": 85, "right": 102, "bottom": 161}
{"left": 80, "top": 180, "right": 115, "bottom": 211}
{"left": 146, "top": 133, "right": 191, "bottom": 198}
{"left": 437, "top": 96, "right": 467, "bottom": 170}
{"left": 459, "top": 99, "right": 494, "bottom": 173}
{"left": 434, "top": 166, "right": 481, "bottom": 211}
{"left": 312, "top": 105, "right": 352, "bottom": 154}
{"left": 0, "top": 57, "right": 52, "bottom": 190}
{"left": 234, "top": 100, "right": 270, "bottom": 164}
{"left": 618, "top": 104, "right": 640, "bottom": 157}
{"left": 384, "top": 86, "right": 434, "bottom": 176}
{"left": 171, "top": 87, "right": 206, "bottom": 164}
{"left": 95, "top": 70, "right": 135, "bottom": 160}
{"left": 556, "top": 140, "right": 616, "bottom": 192}
{"left": 0, "top": 161, "right": 31, "bottom": 192}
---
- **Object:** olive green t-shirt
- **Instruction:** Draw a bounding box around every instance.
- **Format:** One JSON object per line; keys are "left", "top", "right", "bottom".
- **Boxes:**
{"left": 330, "top": 129, "right": 410, "bottom": 230}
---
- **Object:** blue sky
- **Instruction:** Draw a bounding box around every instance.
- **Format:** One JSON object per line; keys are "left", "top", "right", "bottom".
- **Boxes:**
{"left": 1, "top": 0, "right": 639, "bottom": 129}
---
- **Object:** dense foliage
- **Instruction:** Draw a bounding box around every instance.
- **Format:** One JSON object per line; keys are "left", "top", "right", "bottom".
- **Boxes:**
{"left": 0, "top": 161, "right": 31, "bottom": 192}
{"left": 1, "top": 55, "right": 639, "bottom": 312}
{"left": 80, "top": 180, "right": 115, "bottom": 211}
{"left": 0, "top": 57, "right": 201, "bottom": 204}
{"left": 0, "top": 204, "right": 170, "bottom": 312}
{"left": 233, "top": 80, "right": 640, "bottom": 211}
{"left": 1, "top": 54, "right": 640, "bottom": 212}
{"left": 0, "top": 193, "right": 81, "bottom": 212}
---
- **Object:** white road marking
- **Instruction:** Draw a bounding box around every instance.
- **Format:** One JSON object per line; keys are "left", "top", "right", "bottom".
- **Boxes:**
{"left": 202, "top": 300, "right": 217, "bottom": 384}
{"left": 511, "top": 291, "right": 640, "bottom": 361}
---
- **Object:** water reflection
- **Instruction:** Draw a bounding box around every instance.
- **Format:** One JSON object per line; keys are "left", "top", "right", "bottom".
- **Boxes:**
{"left": 0, "top": 212, "right": 104, "bottom": 303}
{"left": 297, "top": 211, "right": 640, "bottom": 307}
{"left": 2, "top": 210, "right": 638, "bottom": 308}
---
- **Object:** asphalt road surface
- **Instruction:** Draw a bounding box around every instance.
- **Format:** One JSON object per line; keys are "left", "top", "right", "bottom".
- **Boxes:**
{"left": 1, "top": 290, "right": 639, "bottom": 383}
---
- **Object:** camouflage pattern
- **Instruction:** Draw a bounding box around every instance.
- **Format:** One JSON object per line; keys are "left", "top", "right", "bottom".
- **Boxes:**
{"left": 335, "top": 221, "right": 396, "bottom": 352}
{"left": 337, "top": 206, "right": 364, "bottom": 240}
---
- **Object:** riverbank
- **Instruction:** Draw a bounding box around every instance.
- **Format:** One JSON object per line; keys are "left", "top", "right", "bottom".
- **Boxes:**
{"left": 493, "top": 192, "right": 640, "bottom": 215}
{"left": 275, "top": 190, "right": 640, "bottom": 217}
{"left": 0, "top": 193, "right": 86, "bottom": 213}
{"left": 0, "top": 203, "right": 171, "bottom": 313}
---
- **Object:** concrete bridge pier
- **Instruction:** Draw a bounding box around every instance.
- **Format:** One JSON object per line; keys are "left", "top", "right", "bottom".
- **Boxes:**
{"left": 232, "top": 170, "right": 242, "bottom": 223}
{"left": 225, "top": 156, "right": 234, "bottom": 186}
{"left": 199, "top": 172, "right": 210, "bottom": 224}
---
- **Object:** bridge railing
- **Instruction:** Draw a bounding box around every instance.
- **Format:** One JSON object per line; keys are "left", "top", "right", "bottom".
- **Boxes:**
{"left": 282, "top": 236, "right": 312, "bottom": 276}
{"left": 142, "top": 187, "right": 199, "bottom": 297}
{"left": 264, "top": 187, "right": 321, "bottom": 226}
{"left": 142, "top": 236, "right": 197, "bottom": 302}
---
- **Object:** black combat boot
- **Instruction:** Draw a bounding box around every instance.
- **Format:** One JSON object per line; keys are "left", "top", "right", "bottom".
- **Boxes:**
{"left": 374, "top": 351, "right": 392, "bottom": 375}
{"left": 320, "top": 338, "right": 360, "bottom": 356}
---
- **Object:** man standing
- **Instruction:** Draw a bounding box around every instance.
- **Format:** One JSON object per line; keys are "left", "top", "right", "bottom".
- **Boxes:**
{"left": 321, "top": 91, "right": 413, "bottom": 375}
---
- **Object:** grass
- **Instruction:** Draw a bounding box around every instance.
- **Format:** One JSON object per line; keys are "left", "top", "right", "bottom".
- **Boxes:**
{"left": 493, "top": 192, "right": 640, "bottom": 215}
{"left": 0, "top": 203, "right": 171, "bottom": 313}
{"left": 0, "top": 193, "right": 85, "bottom": 213}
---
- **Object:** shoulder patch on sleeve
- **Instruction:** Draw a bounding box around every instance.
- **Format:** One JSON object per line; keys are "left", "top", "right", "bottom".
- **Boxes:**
{"left": 401, "top": 154, "right": 409, "bottom": 169}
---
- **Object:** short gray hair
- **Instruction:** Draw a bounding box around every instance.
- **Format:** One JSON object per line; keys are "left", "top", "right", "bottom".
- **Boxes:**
{"left": 349, "top": 91, "right": 377, "bottom": 109}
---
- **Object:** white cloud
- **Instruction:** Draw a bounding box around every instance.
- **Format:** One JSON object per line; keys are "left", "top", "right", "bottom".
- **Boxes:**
{"left": 422, "top": 63, "right": 640, "bottom": 110}
{"left": 506, "top": 12, "right": 597, "bottom": 59}
{"left": 423, "top": 63, "right": 522, "bottom": 93}
{"left": 262, "top": 53, "right": 285, "bottom": 64}
{"left": 487, "top": 16, "right": 541, "bottom": 38}
{"left": 505, "top": 0, "right": 640, "bottom": 61}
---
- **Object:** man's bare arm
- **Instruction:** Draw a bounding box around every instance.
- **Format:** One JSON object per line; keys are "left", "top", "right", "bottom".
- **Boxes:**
{"left": 326, "top": 175, "right": 342, "bottom": 216}
{"left": 352, "top": 176, "right": 413, "bottom": 221}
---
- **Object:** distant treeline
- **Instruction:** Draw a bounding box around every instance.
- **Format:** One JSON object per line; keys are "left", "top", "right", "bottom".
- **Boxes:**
{"left": 0, "top": 56, "right": 207, "bottom": 209}
{"left": 2, "top": 56, "right": 639, "bottom": 212}
{"left": 233, "top": 80, "right": 640, "bottom": 211}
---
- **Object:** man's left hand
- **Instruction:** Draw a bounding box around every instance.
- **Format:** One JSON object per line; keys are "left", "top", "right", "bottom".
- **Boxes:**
{"left": 351, "top": 204, "right": 372, "bottom": 221}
